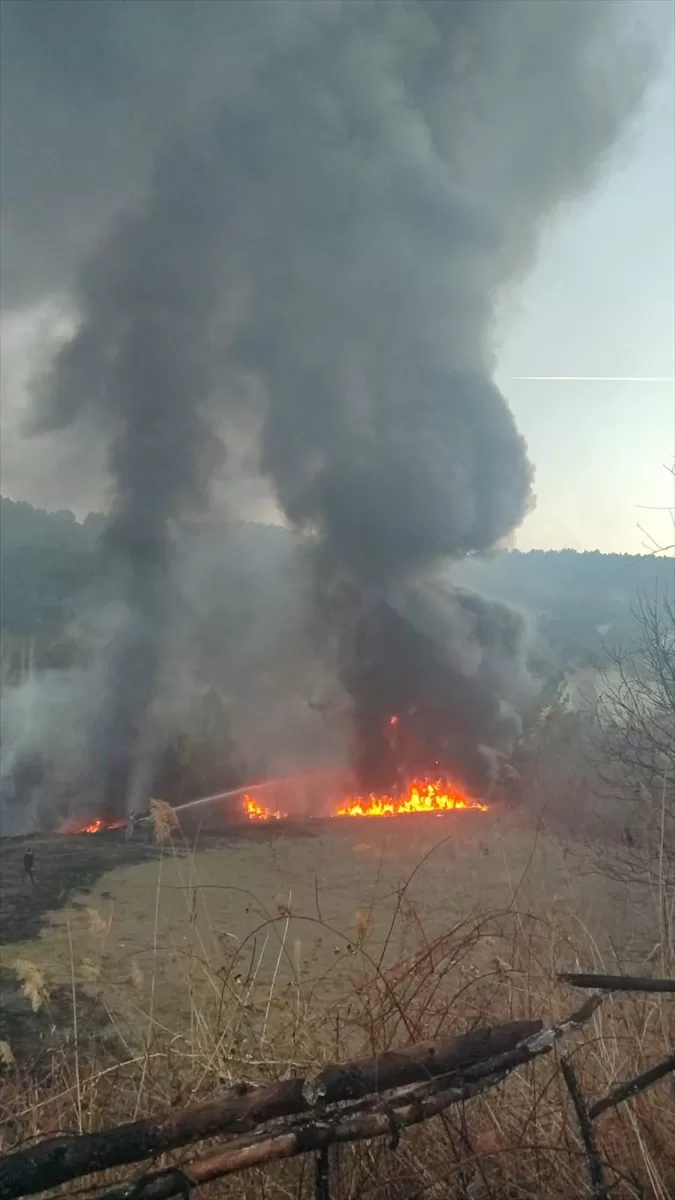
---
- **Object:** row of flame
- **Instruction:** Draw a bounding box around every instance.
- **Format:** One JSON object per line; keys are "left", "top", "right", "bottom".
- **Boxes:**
{"left": 66, "top": 781, "right": 487, "bottom": 834}
{"left": 244, "top": 780, "right": 488, "bottom": 821}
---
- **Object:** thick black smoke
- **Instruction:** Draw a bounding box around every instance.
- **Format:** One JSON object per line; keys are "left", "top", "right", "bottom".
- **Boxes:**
{"left": 30, "top": 148, "right": 228, "bottom": 814}
{"left": 1, "top": 1, "right": 654, "bottom": 810}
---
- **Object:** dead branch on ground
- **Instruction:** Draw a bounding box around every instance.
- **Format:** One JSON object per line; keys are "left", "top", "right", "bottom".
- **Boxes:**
{"left": 560, "top": 972, "right": 675, "bottom": 993}
{"left": 589, "top": 1049, "right": 675, "bottom": 1121}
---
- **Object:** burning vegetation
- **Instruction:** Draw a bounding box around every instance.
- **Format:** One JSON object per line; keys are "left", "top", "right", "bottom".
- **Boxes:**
{"left": 56, "top": 775, "right": 488, "bottom": 834}
{"left": 243, "top": 796, "right": 287, "bottom": 823}
{"left": 50, "top": 705, "right": 491, "bottom": 834}
{"left": 335, "top": 779, "right": 488, "bottom": 819}
{"left": 58, "top": 817, "right": 126, "bottom": 836}
{"left": 243, "top": 775, "right": 488, "bottom": 824}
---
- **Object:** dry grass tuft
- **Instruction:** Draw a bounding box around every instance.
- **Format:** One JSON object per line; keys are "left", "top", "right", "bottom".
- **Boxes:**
{"left": 129, "top": 960, "right": 144, "bottom": 990}
{"left": 13, "top": 958, "right": 49, "bottom": 1013}
{"left": 86, "top": 907, "right": 108, "bottom": 939}
{"left": 354, "top": 910, "right": 369, "bottom": 944}
{"left": 0, "top": 1041, "right": 15, "bottom": 1069}
{"left": 149, "top": 797, "right": 179, "bottom": 842}
{"left": 78, "top": 958, "right": 101, "bottom": 984}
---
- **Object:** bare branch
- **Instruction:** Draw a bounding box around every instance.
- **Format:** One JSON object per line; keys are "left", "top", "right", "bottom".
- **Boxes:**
{"left": 559, "top": 973, "right": 675, "bottom": 994}
{"left": 589, "top": 1050, "right": 675, "bottom": 1120}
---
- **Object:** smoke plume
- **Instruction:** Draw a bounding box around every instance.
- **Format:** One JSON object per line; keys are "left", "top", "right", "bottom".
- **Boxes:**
{"left": 1, "top": 1, "right": 654, "bottom": 811}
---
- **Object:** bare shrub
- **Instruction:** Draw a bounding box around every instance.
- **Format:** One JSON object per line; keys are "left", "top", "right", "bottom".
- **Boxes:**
{"left": 588, "top": 589, "right": 675, "bottom": 960}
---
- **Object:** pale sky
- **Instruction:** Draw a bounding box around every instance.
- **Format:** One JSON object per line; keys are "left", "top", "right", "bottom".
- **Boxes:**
{"left": 495, "top": 44, "right": 675, "bottom": 554}
{"left": 1, "top": 23, "right": 673, "bottom": 555}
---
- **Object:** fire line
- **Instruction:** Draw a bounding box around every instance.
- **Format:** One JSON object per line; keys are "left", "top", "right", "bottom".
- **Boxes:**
{"left": 59, "top": 817, "right": 127, "bottom": 835}
{"left": 336, "top": 780, "right": 488, "bottom": 817}
{"left": 242, "top": 779, "right": 488, "bottom": 822}
{"left": 54, "top": 778, "right": 487, "bottom": 835}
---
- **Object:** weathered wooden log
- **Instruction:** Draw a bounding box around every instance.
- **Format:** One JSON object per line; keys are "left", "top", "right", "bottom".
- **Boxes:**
{"left": 589, "top": 1049, "right": 675, "bottom": 1120}
{"left": 307, "top": 1018, "right": 543, "bottom": 1103}
{"left": 0, "top": 1079, "right": 305, "bottom": 1200}
{"left": 0, "top": 1019, "right": 540, "bottom": 1200}
{"left": 560, "top": 972, "right": 675, "bottom": 993}
{"left": 94, "top": 1066, "right": 520, "bottom": 1200}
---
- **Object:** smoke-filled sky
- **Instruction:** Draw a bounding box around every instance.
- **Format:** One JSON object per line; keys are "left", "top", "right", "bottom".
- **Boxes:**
{"left": 1, "top": 1, "right": 672, "bottom": 555}
{"left": 1, "top": 0, "right": 673, "bottom": 824}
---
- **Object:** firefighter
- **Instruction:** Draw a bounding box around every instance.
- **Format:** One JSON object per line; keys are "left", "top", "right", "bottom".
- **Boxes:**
{"left": 23, "top": 848, "right": 35, "bottom": 885}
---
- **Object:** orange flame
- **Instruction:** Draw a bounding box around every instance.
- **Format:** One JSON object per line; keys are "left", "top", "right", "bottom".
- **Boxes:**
{"left": 336, "top": 779, "right": 488, "bottom": 818}
{"left": 243, "top": 795, "right": 287, "bottom": 821}
{"left": 59, "top": 817, "right": 126, "bottom": 835}
{"left": 242, "top": 779, "right": 488, "bottom": 821}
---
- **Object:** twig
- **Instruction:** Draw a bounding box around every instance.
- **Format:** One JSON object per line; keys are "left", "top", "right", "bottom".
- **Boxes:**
{"left": 313, "top": 876, "right": 323, "bottom": 925}
{"left": 561, "top": 1058, "right": 607, "bottom": 1200}
{"left": 589, "top": 1049, "right": 675, "bottom": 1120}
{"left": 315, "top": 1146, "right": 330, "bottom": 1200}
{"left": 66, "top": 920, "right": 83, "bottom": 1135}
{"left": 134, "top": 851, "right": 164, "bottom": 1119}
{"left": 262, "top": 891, "right": 291, "bottom": 1047}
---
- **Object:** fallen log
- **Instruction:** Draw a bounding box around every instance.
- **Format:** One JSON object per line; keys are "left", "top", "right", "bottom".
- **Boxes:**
{"left": 95, "top": 1003, "right": 605, "bottom": 1200}
{"left": 0, "top": 1019, "right": 540, "bottom": 1200}
{"left": 93, "top": 1067, "right": 531, "bottom": 1200}
{"left": 559, "top": 972, "right": 675, "bottom": 994}
{"left": 307, "top": 1018, "right": 543, "bottom": 1103}
{"left": 0, "top": 1078, "right": 305, "bottom": 1200}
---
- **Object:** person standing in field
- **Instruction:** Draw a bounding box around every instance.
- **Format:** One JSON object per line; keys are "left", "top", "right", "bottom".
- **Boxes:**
{"left": 23, "top": 849, "right": 35, "bottom": 885}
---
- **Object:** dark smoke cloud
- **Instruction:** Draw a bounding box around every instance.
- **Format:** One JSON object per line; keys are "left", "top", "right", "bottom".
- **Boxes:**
{"left": 27, "top": 144, "right": 231, "bottom": 814}
{"left": 1, "top": 1, "right": 655, "bottom": 809}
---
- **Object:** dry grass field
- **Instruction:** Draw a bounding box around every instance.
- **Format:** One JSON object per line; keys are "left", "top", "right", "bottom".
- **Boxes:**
{"left": 1, "top": 808, "right": 673, "bottom": 1198}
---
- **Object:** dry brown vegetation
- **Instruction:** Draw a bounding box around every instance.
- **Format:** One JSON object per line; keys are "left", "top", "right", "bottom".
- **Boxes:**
{"left": 0, "top": 807, "right": 673, "bottom": 1199}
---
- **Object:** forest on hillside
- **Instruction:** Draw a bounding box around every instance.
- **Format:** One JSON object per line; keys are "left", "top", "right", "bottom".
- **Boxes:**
{"left": 1, "top": 495, "right": 670, "bottom": 661}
